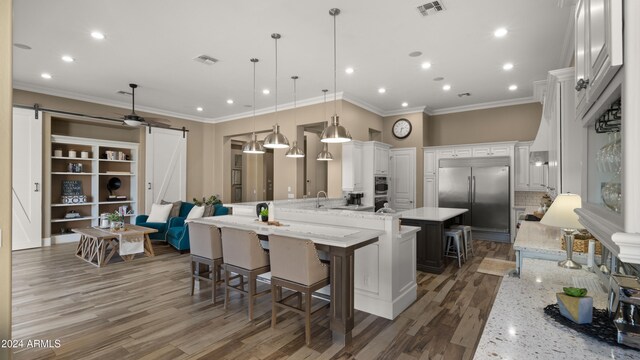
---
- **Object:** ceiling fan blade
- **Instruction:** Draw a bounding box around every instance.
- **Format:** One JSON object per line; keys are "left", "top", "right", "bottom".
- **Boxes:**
{"left": 143, "top": 120, "right": 171, "bottom": 128}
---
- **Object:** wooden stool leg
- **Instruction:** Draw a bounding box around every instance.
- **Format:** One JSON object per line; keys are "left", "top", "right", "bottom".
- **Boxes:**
{"left": 190, "top": 260, "right": 195, "bottom": 296}
{"left": 224, "top": 268, "right": 230, "bottom": 310}
{"left": 249, "top": 274, "right": 256, "bottom": 320}
{"left": 305, "top": 291, "right": 312, "bottom": 346}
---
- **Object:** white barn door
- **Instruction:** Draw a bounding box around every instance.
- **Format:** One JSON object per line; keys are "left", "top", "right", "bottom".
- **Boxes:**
{"left": 12, "top": 108, "right": 42, "bottom": 250}
{"left": 390, "top": 148, "right": 416, "bottom": 211}
{"left": 145, "top": 128, "right": 187, "bottom": 212}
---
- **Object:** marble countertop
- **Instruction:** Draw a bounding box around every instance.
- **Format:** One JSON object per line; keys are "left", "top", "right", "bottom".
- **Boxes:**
{"left": 514, "top": 220, "right": 563, "bottom": 253}
{"left": 397, "top": 207, "right": 468, "bottom": 222}
{"left": 474, "top": 258, "right": 639, "bottom": 359}
{"left": 191, "top": 215, "right": 385, "bottom": 248}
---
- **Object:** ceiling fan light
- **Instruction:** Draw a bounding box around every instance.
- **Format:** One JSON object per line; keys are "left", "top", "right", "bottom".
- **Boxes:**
{"left": 320, "top": 115, "right": 351, "bottom": 143}
{"left": 243, "top": 133, "right": 265, "bottom": 154}
{"left": 263, "top": 124, "right": 290, "bottom": 149}
{"left": 285, "top": 141, "right": 305, "bottom": 158}
{"left": 316, "top": 143, "right": 333, "bottom": 161}
{"left": 124, "top": 119, "right": 142, "bottom": 127}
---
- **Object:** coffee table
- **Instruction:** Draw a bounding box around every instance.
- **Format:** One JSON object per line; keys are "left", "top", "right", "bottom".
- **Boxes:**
{"left": 73, "top": 225, "right": 157, "bottom": 267}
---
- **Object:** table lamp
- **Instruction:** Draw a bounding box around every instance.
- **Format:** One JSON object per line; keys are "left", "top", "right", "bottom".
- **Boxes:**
{"left": 540, "top": 193, "right": 583, "bottom": 269}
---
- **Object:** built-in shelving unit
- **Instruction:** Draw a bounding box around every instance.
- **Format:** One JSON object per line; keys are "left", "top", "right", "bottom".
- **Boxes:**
{"left": 49, "top": 135, "right": 139, "bottom": 243}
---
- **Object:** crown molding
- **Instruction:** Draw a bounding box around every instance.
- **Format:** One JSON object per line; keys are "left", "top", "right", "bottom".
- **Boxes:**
{"left": 533, "top": 80, "right": 548, "bottom": 103}
{"left": 340, "top": 92, "right": 386, "bottom": 117}
{"left": 429, "top": 96, "right": 537, "bottom": 116}
{"left": 13, "top": 81, "right": 212, "bottom": 123}
{"left": 382, "top": 106, "right": 429, "bottom": 118}
{"left": 559, "top": 4, "right": 576, "bottom": 67}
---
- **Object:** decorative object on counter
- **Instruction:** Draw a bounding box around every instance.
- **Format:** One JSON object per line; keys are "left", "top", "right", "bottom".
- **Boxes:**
{"left": 106, "top": 177, "right": 124, "bottom": 201}
{"left": 560, "top": 232, "right": 602, "bottom": 255}
{"left": 53, "top": 149, "right": 63, "bottom": 157}
{"left": 375, "top": 202, "right": 396, "bottom": 214}
{"left": 61, "top": 180, "right": 86, "bottom": 204}
{"left": 242, "top": 58, "right": 266, "bottom": 154}
{"left": 255, "top": 202, "right": 268, "bottom": 219}
{"left": 267, "top": 202, "right": 274, "bottom": 222}
{"left": 64, "top": 210, "right": 81, "bottom": 219}
{"left": 286, "top": 76, "right": 305, "bottom": 158}
{"left": 193, "top": 195, "right": 222, "bottom": 217}
{"left": 320, "top": 8, "right": 352, "bottom": 144}
{"left": 544, "top": 304, "right": 633, "bottom": 348}
{"left": 67, "top": 163, "right": 83, "bottom": 173}
{"left": 107, "top": 211, "right": 125, "bottom": 231}
{"left": 608, "top": 274, "right": 640, "bottom": 350}
{"left": 99, "top": 213, "right": 111, "bottom": 229}
{"left": 80, "top": 151, "right": 89, "bottom": 159}
{"left": 68, "top": 149, "right": 77, "bottom": 158}
{"left": 541, "top": 193, "right": 553, "bottom": 207}
{"left": 263, "top": 33, "right": 290, "bottom": 149}
{"left": 587, "top": 239, "right": 596, "bottom": 270}
{"left": 316, "top": 90, "right": 334, "bottom": 161}
{"left": 540, "top": 193, "right": 583, "bottom": 269}
{"left": 259, "top": 208, "right": 268, "bottom": 222}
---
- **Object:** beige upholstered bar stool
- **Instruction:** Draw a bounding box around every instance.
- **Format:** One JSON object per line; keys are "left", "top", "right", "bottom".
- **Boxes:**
{"left": 188, "top": 222, "right": 224, "bottom": 304}
{"left": 268, "top": 234, "right": 330, "bottom": 346}
{"left": 220, "top": 227, "right": 271, "bottom": 320}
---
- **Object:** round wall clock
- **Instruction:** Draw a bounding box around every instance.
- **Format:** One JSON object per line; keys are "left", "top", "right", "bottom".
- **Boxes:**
{"left": 392, "top": 118, "right": 412, "bottom": 139}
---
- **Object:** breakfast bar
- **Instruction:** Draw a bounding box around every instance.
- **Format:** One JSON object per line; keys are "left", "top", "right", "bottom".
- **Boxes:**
{"left": 191, "top": 214, "right": 385, "bottom": 344}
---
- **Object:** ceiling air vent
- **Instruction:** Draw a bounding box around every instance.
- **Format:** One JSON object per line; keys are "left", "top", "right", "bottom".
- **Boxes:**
{"left": 417, "top": 1, "right": 445, "bottom": 16}
{"left": 457, "top": 92, "right": 471, "bottom": 97}
{"left": 116, "top": 90, "right": 132, "bottom": 96}
{"left": 193, "top": 55, "right": 219, "bottom": 65}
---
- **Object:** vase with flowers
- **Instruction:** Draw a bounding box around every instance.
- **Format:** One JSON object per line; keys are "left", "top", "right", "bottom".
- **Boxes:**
{"left": 107, "top": 211, "right": 125, "bottom": 231}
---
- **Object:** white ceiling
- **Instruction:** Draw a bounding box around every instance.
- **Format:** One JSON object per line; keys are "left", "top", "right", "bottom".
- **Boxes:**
{"left": 12, "top": 0, "right": 573, "bottom": 122}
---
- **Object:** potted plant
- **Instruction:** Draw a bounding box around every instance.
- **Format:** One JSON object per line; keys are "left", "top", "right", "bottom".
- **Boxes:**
{"left": 107, "top": 211, "right": 124, "bottom": 231}
{"left": 259, "top": 208, "right": 268, "bottom": 222}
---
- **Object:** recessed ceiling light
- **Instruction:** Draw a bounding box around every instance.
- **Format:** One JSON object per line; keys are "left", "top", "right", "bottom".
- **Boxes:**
{"left": 378, "top": 88, "right": 386, "bottom": 94}
{"left": 494, "top": 28, "right": 508, "bottom": 38}
{"left": 345, "top": 67, "right": 354, "bottom": 74}
{"left": 433, "top": 77, "right": 444, "bottom": 81}
{"left": 509, "top": 85, "right": 518, "bottom": 91}
{"left": 13, "top": 43, "right": 32, "bottom": 50}
{"left": 401, "top": 102, "right": 408, "bottom": 107}
{"left": 503, "top": 63, "right": 514, "bottom": 71}
{"left": 262, "top": 89, "right": 270, "bottom": 95}
{"left": 409, "top": 51, "right": 422, "bottom": 57}
{"left": 196, "top": 107, "right": 204, "bottom": 112}
{"left": 421, "top": 62, "right": 432, "bottom": 69}
{"left": 442, "top": 84, "right": 451, "bottom": 91}
{"left": 90, "top": 31, "right": 105, "bottom": 40}
{"left": 226, "top": 99, "right": 234, "bottom": 104}
{"left": 41, "top": 73, "right": 52, "bottom": 79}
{"left": 61, "top": 55, "right": 75, "bottom": 63}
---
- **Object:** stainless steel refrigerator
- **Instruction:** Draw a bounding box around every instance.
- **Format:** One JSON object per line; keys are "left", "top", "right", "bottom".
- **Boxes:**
{"left": 438, "top": 157, "right": 510, "bottom": 234}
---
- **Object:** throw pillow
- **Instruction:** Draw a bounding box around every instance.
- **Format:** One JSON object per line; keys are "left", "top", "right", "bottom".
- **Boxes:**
{"left": 186, "top": 205, "right": 205, "bottom": 219}
{"left": 147, "top": 203, "right": 173, "bottom": 223}
{"left": 161, "top": 200, "right": 182, "bottom": 218}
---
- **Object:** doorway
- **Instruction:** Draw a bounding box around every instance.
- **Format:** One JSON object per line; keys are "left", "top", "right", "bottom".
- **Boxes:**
{"left": 302, "top": 123, "right": 328, "bottom": 197}
{"left": 229, "top": 135, "right": 274, "bottom": 203}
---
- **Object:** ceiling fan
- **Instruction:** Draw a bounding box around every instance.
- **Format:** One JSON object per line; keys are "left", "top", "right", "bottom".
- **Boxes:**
{"left": 116, "top": 83, "right": 171, "bottom": 128}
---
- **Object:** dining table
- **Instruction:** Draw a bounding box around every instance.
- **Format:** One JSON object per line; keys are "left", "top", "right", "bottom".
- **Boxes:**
{"left": 190, "top": 215, "right": 384, "bottom": 344}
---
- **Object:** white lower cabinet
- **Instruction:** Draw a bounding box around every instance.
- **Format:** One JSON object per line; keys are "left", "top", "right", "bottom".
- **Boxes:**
{"left": 423, "top": 176, "right": 436, "bottom": 207}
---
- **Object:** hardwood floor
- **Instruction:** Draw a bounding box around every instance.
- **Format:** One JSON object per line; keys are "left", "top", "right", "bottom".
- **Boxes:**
{"left": 11, "top": 239, "right": 515, "bottom": 360}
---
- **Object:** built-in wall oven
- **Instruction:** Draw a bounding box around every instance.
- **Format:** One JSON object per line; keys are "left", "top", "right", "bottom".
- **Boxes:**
{"left": 375, "top": 176, "right": 388, "bottom": 195}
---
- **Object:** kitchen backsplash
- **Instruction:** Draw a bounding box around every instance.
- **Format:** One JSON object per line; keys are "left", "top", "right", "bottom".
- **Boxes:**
{"left": 515, "top": 191, "right": 547, "bottom": 206}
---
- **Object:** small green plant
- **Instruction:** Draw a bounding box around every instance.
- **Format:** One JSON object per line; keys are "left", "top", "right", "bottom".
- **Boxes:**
{"left": 193, "top": 195, "right": 222, "bottom": 206}
{"left": 259, "top": 208, "right": 269, "bottom": 217}
{"left": 106, "top": 211, "right": 123, "bottom": 222}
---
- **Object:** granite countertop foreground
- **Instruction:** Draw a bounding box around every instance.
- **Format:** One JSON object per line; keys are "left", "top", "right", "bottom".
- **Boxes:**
{"left": 474, "top": 258, "right": 639, "bottom": 359}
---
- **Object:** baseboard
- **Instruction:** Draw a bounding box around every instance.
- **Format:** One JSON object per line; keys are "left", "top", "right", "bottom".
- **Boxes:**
{"left": 43, "top": 237, "right": 51, "bottom": 246}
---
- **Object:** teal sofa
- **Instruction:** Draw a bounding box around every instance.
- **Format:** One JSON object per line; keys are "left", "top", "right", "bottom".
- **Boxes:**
{"left": 165, "top": 203, "right": 229, "bottom": 252}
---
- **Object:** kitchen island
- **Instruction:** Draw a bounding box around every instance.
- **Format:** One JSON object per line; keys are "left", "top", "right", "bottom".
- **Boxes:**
{"left": 398, "top": 207, "right": 469, "bottom": 273}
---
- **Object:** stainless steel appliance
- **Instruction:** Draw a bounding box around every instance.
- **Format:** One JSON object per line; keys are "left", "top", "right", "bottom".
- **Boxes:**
{"left": 609, "top": 274, "right": 640, "bottom": 349}
{"left": 375, "top": 197, "right": 389, "bottom": 212}
{"left": 375, "top": 176, "right": 388, "bottom": 195}
{"left": 438, "top": 157, "right": 510, "bottom": 234}
{"left": 347, "top": 192, "right": 363, "bottom": 205}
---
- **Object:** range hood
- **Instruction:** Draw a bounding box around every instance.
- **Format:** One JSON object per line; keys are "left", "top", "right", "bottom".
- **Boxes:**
{"left": 529, "top": 114, "right": 549, "bottom": 165}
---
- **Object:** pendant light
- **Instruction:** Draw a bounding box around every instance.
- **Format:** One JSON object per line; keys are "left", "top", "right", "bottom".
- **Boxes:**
{"left": 321, "top": 8, "right": 352, "bottom": 143}
{"left": 317, "top": 89, "right": 334, "bottom": 161}
{"left": 263, "top": 33, "right": 290, "bottom": 149}
{"left": 243, "top": 58, "right": 266, "bottom": 154}
{"left": 286, "top": 76, "right": 305, "bottom": 158}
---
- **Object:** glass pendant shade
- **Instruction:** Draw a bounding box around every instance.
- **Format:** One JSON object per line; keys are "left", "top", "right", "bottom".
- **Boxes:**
{"left": 316, "top": 143, "right": 333, "bottom": 161}
{"left": 243, "top": 133, "right": 265, "bottom": 154}
{"left": 263, "top": 124, "right": 289, "bottom": 149}
{"left": 286, "top": 141, "right": 305, "bottom": 158}
{"left": 321, "top": 115, "right": 352, "bottom": 143}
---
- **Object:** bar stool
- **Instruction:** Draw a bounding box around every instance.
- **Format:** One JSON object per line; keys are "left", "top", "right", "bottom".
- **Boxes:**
{"left": 220, "top": 227, "right": 271, "bottom": 320}
{"left": 268, "top": 234, "right": 330, "bottom": 346}
{"left": 451, "top": 224, "right": 473, "bottom": 260}
{"left": 188, "top": 222, "right": 224, "bottom": 304}
{"left": 444, "top": 229, "right": 464, "bottom": 268}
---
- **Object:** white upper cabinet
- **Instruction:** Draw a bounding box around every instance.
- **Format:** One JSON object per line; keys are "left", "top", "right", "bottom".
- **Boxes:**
{"left": 423, "top": 150, "right": 436, "bottom": 176}
{"left": 473, "top": 145, "right": 511, "bottom": 157}
{"left": 342, "top": 141, "right": 364, "bottom": 191}
{"left": 373, "top": 143, "right": 390, "bottom": 175}
{"left": 575, "top": 0, "right": 623, "bottom": 119}
{"left": 437, "top": 147, "right": 472, "bottom": 159}
{"left": 515, "top": 144, "right": 531, "bottom": 191}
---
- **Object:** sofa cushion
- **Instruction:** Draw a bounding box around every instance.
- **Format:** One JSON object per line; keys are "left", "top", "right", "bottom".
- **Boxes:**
{"left": 179, "top": 202, "right": 196, "bottom": 218}
{"left": 214, "top": 204, "right": 229, "bottom": 216}
{"left": 187, "top": 205, "right": 205, "bottom": 219}
{"left": 147, "top": 203, "right": 173, "bottom": 223}
{"left": 161, "top": 200, "right": 182, "bottom": 218}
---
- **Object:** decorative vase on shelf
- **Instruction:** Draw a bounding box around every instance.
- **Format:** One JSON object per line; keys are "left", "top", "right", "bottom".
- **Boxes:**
{"left": 260, "top": 215, "right": 268, "bottom": 222}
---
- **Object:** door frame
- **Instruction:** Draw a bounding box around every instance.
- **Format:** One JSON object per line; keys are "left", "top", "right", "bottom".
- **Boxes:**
{"left": 145, "top": 127, "right": 187, "bottom": 212}
{"left": 390, "top": 147, "right": 416, "bottom": 210}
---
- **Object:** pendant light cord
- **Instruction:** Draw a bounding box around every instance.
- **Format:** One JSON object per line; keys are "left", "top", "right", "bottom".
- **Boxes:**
{"left": 274, "top": 36, "right": 279, "bottom": 121}
{"left": 333, "top": 12, "right": 337, "bottom": 116}
{"left": 252, "top": 59, "right": 257, "bottom": 134}
{"left": 293, "top": 77, "right": 297, "bottom": 127}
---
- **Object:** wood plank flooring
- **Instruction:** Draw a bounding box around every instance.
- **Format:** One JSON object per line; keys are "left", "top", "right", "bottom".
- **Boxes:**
{"left": 11, "top": 239, "right": 515, "bottom": 360}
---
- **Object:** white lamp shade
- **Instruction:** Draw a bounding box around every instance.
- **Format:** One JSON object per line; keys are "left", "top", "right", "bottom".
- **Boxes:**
{"left": 540, "top": 193, "right": 583, "bottom": 229}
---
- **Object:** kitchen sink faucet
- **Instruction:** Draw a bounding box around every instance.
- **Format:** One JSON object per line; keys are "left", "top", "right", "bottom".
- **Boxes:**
{"left": 316, "top": 191, "right": 327, "bottom": 208}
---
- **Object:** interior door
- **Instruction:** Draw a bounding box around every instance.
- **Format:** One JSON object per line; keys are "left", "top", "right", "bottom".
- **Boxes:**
{"left": 390, "top": 148, "right": 415, "bottom": 211}
{"left": 471, "top": 166, "right": 510, "bottom": 232}
{"left": 145, "top": 128, "right": 187, "bottom": 212}
{"left": 12, "top": 108, "right": 42, "bottom": 250}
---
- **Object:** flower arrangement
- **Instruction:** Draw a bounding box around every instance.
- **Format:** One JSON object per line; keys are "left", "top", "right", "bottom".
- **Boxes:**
{"left": 193, "top": 195, "right": 222, "bottom": 206}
